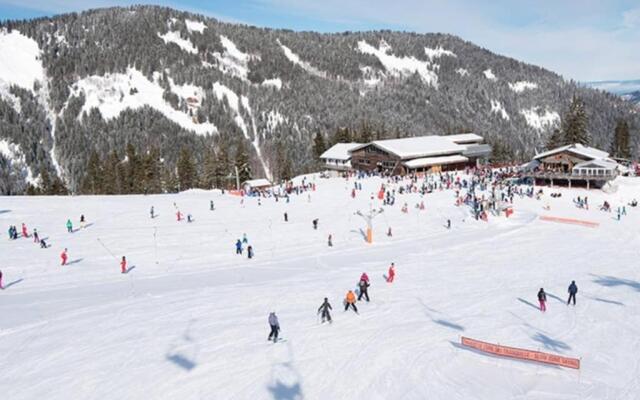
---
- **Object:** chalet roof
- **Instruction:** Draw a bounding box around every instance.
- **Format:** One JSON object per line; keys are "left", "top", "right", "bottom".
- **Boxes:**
{"left": 403, "top": 155, "right": 469, "bottom": 169}
{"left": 320, "top": 143, "right": 362, "bottom": 160}
{"left": 243, "top": 179, "right": 272, "bottom": 188}
{"left": 446, "top": 133, "right": 484, "bottom": 144}
{"left": 534, "top": 144, "right": 609, "bottom": 161}
{"left": 573, "top": 159, "right": 618, "bottom": 170}
{"left": 351, "top": 136, "right": 465, "bottom": 159}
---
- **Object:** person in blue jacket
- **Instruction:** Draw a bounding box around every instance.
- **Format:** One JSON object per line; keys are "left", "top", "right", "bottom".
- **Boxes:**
{"left": 235, "top": 239, "right": 243, "bottom": 255}
{"left": 567, "top": 281, "right": 578, "bottom": 305}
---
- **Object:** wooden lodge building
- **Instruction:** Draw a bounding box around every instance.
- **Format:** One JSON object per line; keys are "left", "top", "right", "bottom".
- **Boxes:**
{"left": 347, "top": 133, "right": 491, "bottom": 175}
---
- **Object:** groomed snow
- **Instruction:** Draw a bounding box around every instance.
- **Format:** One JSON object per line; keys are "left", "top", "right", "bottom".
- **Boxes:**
{"left": 521, "top": 107, "right": 561, "bottom": 131}
{"left": 424, "top": 46, "right": 456, "bottom": 60}
{"left": 278, "top": 40, "right": 327, "bottom": 79}
{"left": 185, "top": 19, "right": 206, "bottom": 34}
{"left": 213, "top": 35, "right": 252, "bottom": 80}
{"left": 261, "top": 78, "right": 282, "bottom": 90}
{"left": 509, "top": 81, "right": 538, "bottom": 93}
{"left": 1, "top": 174, "right": 640, "bottom": 399}
{"left": 70, "top": 68, "right": 216, "bottom": 136}
{"left": 158, "top": 31, "right": 197, "bottom": 54}
{"left": 358, "top": 40, "right": 438, "bottom": 87}
{"left": 490, "top": 99, "right": 510, "bottom": 120}
{"left": 483, "top": 68, "right": 497, "bottom": 81}
{"left": 0, "top": 29, "right": 45, "bottom": 90}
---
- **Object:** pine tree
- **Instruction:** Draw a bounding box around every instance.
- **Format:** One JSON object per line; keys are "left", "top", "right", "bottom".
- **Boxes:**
{"left": 214, "top": 144, "right": 230, "bottom": 189}
{"left": 200, "top": 147, "right": 217, "bottom": 189}
{"left": 81, "top": 150, "right": 102, "bottom": 194}
{"left": 124, "top": 143, "right": 142, "bottom": 194}
{"left": 177, "top": 147, "right": 196, "bottom": 191}
{"left": 545, "top": 128, "right": 564, "bottom": 150}
{"left": 276, "top": 143, "right": 293, "bottom": 181}
{"left": 142, "top": 147, "right": 162, "bottom": 194}
{"left": 562, "top": 95, "right": 590, "bottom": 146}
{"left": 358, "top": 120, "right": 372, "bottom": 143}
{"left": 235, "top": 140, "right": 252, "bottom": 184}
{"left": 313, "top": 132, "right": 326, "bottom": 160}
{"left": 102, "top": 150, "right": 121, "bottom": 194}
{"left": 611, "top": 120, "right": 631, "bottom": 159}
{"left": 162, "top": 165, "right": 179, "bottom": 193}
{"left": 332, "top": 127, "right": 351, "bottom": 145}
{"left": 39, "top": 167, "right": 51, "bottom": 194}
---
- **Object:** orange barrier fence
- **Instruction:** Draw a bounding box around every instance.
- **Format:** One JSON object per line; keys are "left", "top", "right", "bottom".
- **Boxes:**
{"left": 228, "top": 190, "right": 244, "bottom": 196}
{"left": 461, "top": 337, "right": 580, "bottom": 369}
{"left": 539, "top": 215, "right": 599, "bottom": 228}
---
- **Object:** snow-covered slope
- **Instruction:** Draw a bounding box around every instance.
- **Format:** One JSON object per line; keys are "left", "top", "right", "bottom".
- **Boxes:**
{"left": 1, "top": 173, "right": 640, "bottom": 399}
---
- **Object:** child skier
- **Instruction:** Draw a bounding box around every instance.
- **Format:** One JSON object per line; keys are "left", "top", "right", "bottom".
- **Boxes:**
{"left": 538, "top": 288, "right": 547, "bottom": 312}
{"left": 235, "top": 240, "right": 243, "bottom": 255}
{"left": 80, "top": 215, "right": 86, "bottom": 229}
{"left": 317, "top": 298, "right": 333, "bottom": 323}
{"left": 567, "top": 281, "right": 578, "bottom": 305}
{"left": 360, "top": 272, "right": 370, "bottom": 283}
{"left": 120, "top": 256, "right": 127, "bottom": 274}
{"left": 358, "top": 278, "right": 370, "bottom": 302}
{"left": 60, "top": 248, "right": 68, "bottom": 266}
{"left": 268, "top": 312, "right": 280, "bottom": 342}
{"left": 344, "top": 291, "right": 358, "bottom": 313}
{"left": 247, "top": 245, "right": 254, "bottom": 259}
{"left": 387, "top": 263, "right": 395, "bottom": 283}
{"left": 66, "top": 219, "right": 73, "bottom": 233}
{"left": 21, "top": 223, "right": 28, "bottom": 238}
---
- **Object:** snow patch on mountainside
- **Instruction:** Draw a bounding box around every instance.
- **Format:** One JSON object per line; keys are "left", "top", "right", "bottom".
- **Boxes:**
{"left": 213, "top": 35, "right": 254, "bottom": 80}
{"left": 456, "top": 68, "right": 469, "bottom": 77}
{"left": 520, "top": 107, "right": 560, "bottom": 131}
{"left": 261, "top": 78, "right": 282, "bottom": 90}
{"left": 278, "top": 40, "right": 327, "bottom": 79}
{"left": 185, "top": 19, "right": 206, "bottom": 33}
{"left": 360, "top": 66, "right": 386, "bottom": 86}
{"left": 0, "top": 30, "right": 45, "bottom": 90}
{"left": 158, "top": 31, "right": 197, "bottom": 54}
{"left": 263, "top": 110, "right": 287, "bottom": 132}
{"left": 424, "top": 46, "right": 456, "bottom": 60}
{"left": 357, "top": 40, "right": 438, "bottom": 87}
{"left": 483, "top": 69, "right": 497, "bottom": 81}
{"left": 167, "top": 78, "right": 205, "bottom": 103}
{"left": 70, "top": 68, "right": 216, "bottom": 135}
{"left": 0, "top": 84, "right": 22, "bottom": 113}
{"left": 509, "top": 81, "right": 538, "bottom": 93}
{"left": 0, "top": 139, "right": 35, "bottom": 183}
{"left": 490, "top": 100, "right": 510, "bottom": 120}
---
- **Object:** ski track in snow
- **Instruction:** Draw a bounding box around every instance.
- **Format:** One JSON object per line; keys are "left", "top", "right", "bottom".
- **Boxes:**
{"left": 1, "top": 175, "right": 640, "bottom": 399}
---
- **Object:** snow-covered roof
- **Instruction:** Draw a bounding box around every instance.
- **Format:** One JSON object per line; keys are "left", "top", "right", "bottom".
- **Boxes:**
{"left": 353, "top": 136, "right": 465, "bottom": 160}
{"left": 534, "top": 144, "right": 610, "bottom": 161}
{"left": 320, "top": 143, "right": 362, "bottom": 160}
{"left": 243, "top": 179, "right": 272, "bottom": 188}
{"left": 573, "top": 159, "right": 618, "bottom": 170}
{"left": 446, "top": 133, "right": 484, "bottom": 144}
{"left": 403, "top": 155, "right": 469, "bottom": 169}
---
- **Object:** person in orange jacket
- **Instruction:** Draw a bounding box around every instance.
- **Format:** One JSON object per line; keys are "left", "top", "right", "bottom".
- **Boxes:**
{"left": 60, "top": 248, "right": 68, "bottom": 266}
{"left": 387, "top": 263, "right": 395, "bottom": 283}
{"left": 120, "top": 256, "right": 127, "bottom": 274}
{"left": 344, "top": 290, "right": 358, "bottom": 313}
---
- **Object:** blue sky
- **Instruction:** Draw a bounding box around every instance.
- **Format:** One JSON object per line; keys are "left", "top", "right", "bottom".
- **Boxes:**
{"left": 0, "top": 0, "right": 638, "bottom": 82}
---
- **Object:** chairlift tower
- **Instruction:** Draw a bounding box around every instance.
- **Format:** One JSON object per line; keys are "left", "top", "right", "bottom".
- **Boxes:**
{"left": 355, "top": 201, "right": 384, "bottom": 244}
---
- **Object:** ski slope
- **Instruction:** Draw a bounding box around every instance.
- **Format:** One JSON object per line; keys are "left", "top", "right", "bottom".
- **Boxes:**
{"left": 1, "top": 174, "right": 640, "bottom": 399}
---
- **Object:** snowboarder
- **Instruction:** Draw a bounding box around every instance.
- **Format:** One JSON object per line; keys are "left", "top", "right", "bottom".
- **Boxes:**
{"left": 328, "top": 234, "right": 333, "bottom": 247}
{"left": 66, "top": 219, "right": 73, "bottom": 233}
{"left": 210, "top": 200, "right": 215, "bottom": 211}
{"left": 284, "top": 212, "right": 288, "bottom": 222}
{"left": 235, "top": 239, "right": 243, "bottom": 255}
{"left": 387, "top": 263, "right": 395, "bottom": 283}
{"left": 312, "top": 219, "right": 318, "bottom": 230}
{"left": 268, "top": 312, "right": 280, "bottom": 342}
{"left": 21, "top": 223, "right": 28, "bottom": 238}
{"left": 247, "top": 245, "right": 254, "bottom": 259}
{"left": 567, "top": 281, "right": 578, "bottom": 305}
{"left": 60, "top": 248, "right": 68, "bottom": 266}
{"left": 318, "top": 298, "right": 332, "bottom": 323}
{"left": 538, "top": 288, "right": 547, "bottom": 312}
{"left": 33, "top": 229, "right": 39, "bottom": 243}
{"left": 150, "top": 206, "right": 155, "bottom": 219}
{"left": 344, "top": 290, "right": 358, "bottom": 313}
{"left": 358, "top": 279, "right": 370, "bottom": 302}
{"left": 80, "top": 214, "right": 85, "bottom": 229}
{"left": 120, "top": 256, "right": 127, "bottom": 274}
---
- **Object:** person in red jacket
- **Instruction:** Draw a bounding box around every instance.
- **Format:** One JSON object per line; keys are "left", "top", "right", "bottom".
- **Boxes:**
{"left": 176, "top": 211, "right": 183, "bottom": 221}
{"left": 120, "top": 256, "right": 127, "bottom": 274}
{"left": 21, "top": 223, "right": 28, "bottom": 238}
{"left": 387, "top": 263, "right": 395, "bottom": 283}
{"left": 360, "top": 272, "right": 369, "bottom": 283}
{"left": 60, "top": 248, "right": 68, "bottom": 266}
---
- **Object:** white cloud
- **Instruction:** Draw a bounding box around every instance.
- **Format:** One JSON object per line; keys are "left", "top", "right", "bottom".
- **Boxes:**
{"left": 623, "top": 8, "right": 640, "bottom": 28}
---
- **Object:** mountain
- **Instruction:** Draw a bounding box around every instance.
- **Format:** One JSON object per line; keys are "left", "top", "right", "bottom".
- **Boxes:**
{"left": 621, "top": 91, "right": 640, "bottom": 107}
{"left": 0, "top": 5, "right": 638, "bottom": 194}
{"left": 584, "top": 80, "right": 640, "bottom": 108}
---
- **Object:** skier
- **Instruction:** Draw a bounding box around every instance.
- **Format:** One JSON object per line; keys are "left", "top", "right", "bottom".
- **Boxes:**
{"left": 7, "top": 226, "right": 12, "bottom": 240}
{"left": 268, "top": 312, "right": 280, "bottom": 343}
{"left": 150, "top": 206, "right": 155, "bottom": 219}
{"left": 33, "top": 228, "right": 39, "bottom": 243}
{"left": 176, "top": 211, "right": 183, "bottom": 221}
{"left": 21, "top": 223, "right": 28, "bottom": 238}
{"left": 312, "top": 219, "right": 318, "bottom": 230}
{"left": 210, "top": 200, "right": 215, "bottom": 211}
{"left": 235, "top": 239, "right": 243, "bottom": 255}
{"left": 358, "top": 278, "right": 370, "bottom": 302}
{"left": 40, "top": 238, "right": 48, "bottom": 248}
{"left": 317, "top": 298, "right": 332, "bottom": 323}
{"left": 344, "top": 290, "right": 358, "bottom": 313}
{"left": 0, "top": 269, "right": 3, "bottom": 289}
{"left": 284, "top": 212, "right": 288, "bottom": 222}
{"left": 446, "top": 219, "right": 451, "bottom": 229}
{"left": 242, "top": 233, "right": 248, "bottom": 244}
{"left": 387, "top": 227, "right": 392, "bottom": 237}
{"left": 80, "top": 215, "right": 86, "bottom": 229}
{"left": 538, "top": 288, "right": 547, "bottom": 312}
{"left": 60, "top": 248, "right": 68, "bottom": 266}
{"left": 66, "top": 219, "right": 73, "bottom": 233}
{"left": 247, "top": 245, "right": 254, "bottom": 259}
{"left": 387, "top": 263, "right": 395, "bottom": 283}
{"left": 187, "top": 214, "right": 193, "bottom": 223}
{"left": 567, "top": 281, "right": 578, "bottom": 305}
{"left": 120, "top": 256, "right": 127, "bottom": 274}
{"left": 328, "top": 234, "right": 333, "bottom": 247}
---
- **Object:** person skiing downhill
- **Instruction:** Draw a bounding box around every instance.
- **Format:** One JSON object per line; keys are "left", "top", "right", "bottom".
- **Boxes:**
{"left": 358, "top": 278, "right": 370, "bottom": 302}
{"left": 150, "top": 206, "right": 155, "bottom": 219}
{"left": 120, "top": 256, "right": 127, "bottom": 274}
{"left": 318, "top": 298, "right": 333, "bottom": 323}
{"left": 268, "top": 312, "right": 280, "bottom": 342}
{"left": 284, "top": 212, "right": 288, "bottom": 222}
{"left": 538, "top": 288, "right": 547, "bottom": 312}
{"left": 567, "top": 281, "right": 578, "bottom": 305}
{"left": 66, "top": 219, "right": 73, "bottom": 233}
{"left": 387, "top": 263, "right": 395, "bottom": 283}
{"left": 235, "top": 240, "right": 243, "bottom": 255}
{"left": 344, "top": 291, "right": 358, "bottom": 313}
{"left": 328, "top": 234, "right": 333, "bottom": 247}
{"left": 247, "top": 245, "right": 254, "bottom": 259}
{"left": 312, "top": 219, "right": 318, "bottom": 230}
{"left": 33, "top": 229, "right": 39, "bottom": 243}
{"left": 60, "top": 248, "right": 68, "bottom": 266}
{"left": 21, "top": 223, "right": 28, "bottom": 238}
{"left": 210, "top": 200, "right": 215, "bottom": 211}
